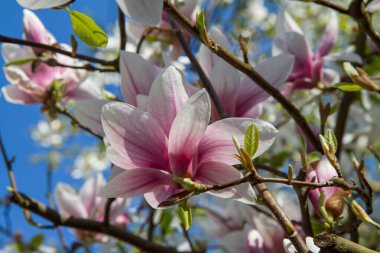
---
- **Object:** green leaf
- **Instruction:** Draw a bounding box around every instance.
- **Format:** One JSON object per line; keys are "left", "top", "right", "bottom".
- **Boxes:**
{"left": 5, "top": 58, "right": 35, "bottom": 67}
{"left": 324, "top": 130, "right": 338, "bottom": 154}
{"left": 307, "top": 151, "right": 321, "bottom": 164}
{"left": 68, "top": 10, "right": 108, "bottom": 48}
{"left": 195, "top": 10, "right": 206, "bottom": 34}
{"left": 334, "top": 82, "right": 362, "bottom": 92}
{"left": 178, "top": 202, "right": 192, "bottom": 231}
{"left": 29, "top": 234, "right": 44, "bottom": 250}
{"left": 244, "top": 123, "right": 259, "bottom": 158}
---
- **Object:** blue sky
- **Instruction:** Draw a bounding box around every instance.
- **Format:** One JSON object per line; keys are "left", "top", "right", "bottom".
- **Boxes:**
{"left": 0, "top": 0, "right": 120, "bottom": 247}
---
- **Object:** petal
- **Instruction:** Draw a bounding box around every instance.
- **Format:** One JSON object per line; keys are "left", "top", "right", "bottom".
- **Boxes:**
{"left": 119, "top": 51, "right": 161, "bottom": 106}
{"left": 367, "top": 0, "right": 380, "bottom": 12}
{"left": 106, "top": 146, "right": 137, "bottom": 170}
{"left": 144, "top": 186, "right": 182, "bottom": 209}
{"left": 219, "top": 230, "right": 248, "bottom": 252}
{"left": 198, "top": 118, "right": 278, "bottom": 165}
{"left": 4, "top": 66, "right": 45, "bottom": 98}
{"left": 275, "top": 11, "right": 303, "bottom": 37}
{"left": 236, "top": 54, "right": 294, "bottom": 117}
{"left": 194, "top": 161, "right": 256, "bottom": 205}
{"left": 147, "top": 66, "right": 189, "bottom": 135}
{"left": 198, "top": 27, "right": 231, "bottom": 77}
{"left": 274, "top": 32, "right": 311, "bottom": 64}
{"left": 73, "top": 99, "right": 108, "bottom": 137}
{"left": 116, "top": 0, "right": 164, "bottom": 25}
{"left": 209, "top": 60, "right": 240, "bottom": 120}
{"left": 55, "top": 183, "right": 88, "bottom": 218}
{"left": 101, "top": 102, "right": 169, "bottom": 170}
{"left": 168, "top": 89, "right": 211, "bottom": 177}
{"left": 16, "top": 0, "right": 72, "bottom": 9}
{"left": 317, "top": 12, "right": 338, "bottom": 57}
{"left": 283, "top": 238, "right": 297, "bottom": 253}
{"left": 1, "top": 85, "right": 38, "bottom": 104}
{"left": 306, "top": 237, "right": 320, "bottom": 253}
{"left": 324, "top": 52, "right": 362, "bottom": 63}
{"left": 79, "top": 174, "right": 105, "bottom": 212}
{"left": 98, "top": 168, "right": 176, "bottom": 198}
{"left": 23, "top": 10, "right": 55, "bottom": 45}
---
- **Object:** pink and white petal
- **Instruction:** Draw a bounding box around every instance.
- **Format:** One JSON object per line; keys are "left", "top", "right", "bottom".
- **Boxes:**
{"left": 147, "top": 66, "right": 189, "bottom": 135}
{"left": 4, "top": 67, "right": 45, "bottom": 97}
{"left": 236, "top": 54, "right": 294, "bottom": 117}
{"left": 274, "top": 32, "right": 311, "bottom": 64}
{"left": 101, "top": 102, "right": 169, "bottom": 169}
{"left": 144, "top": 186, "right": 183, "bottom": 209}
{"left": 17, "top": 0, "right": 72, "bottom": 9}
{"left": 61, "top": 68, "right": 88, "bottom": 93}
{"left": 219, "top": 230, "right": 248, "bottom": 253}
{"left": 209, "top": 61, "right": 240, "bottom": 120}
{"left": 65, "top": 79, "right": 102, "bottom": 101}
{"left": 119, "top": 51, "right": 161, "bottom": 106}
{"left": 55, "top": 183, "right": 88, "bottom": 218}
{"left": 1, "top": 85, "right": 38, "bottom": 104}
{"left": 136, "top": 94, "right": 148, "bottom": 110}
{"left": 275, "top": 11, "right": 303, "bottom": 37}
{"left": 73, "top": 99, "right": 108, "bottom": 136}
{"left": 324, "top": 51, "right": 362, "bottom": 64}
{"left": 79, "top": 174, "right": 105, "bottom": 212}
{"left": 317, "top": 12, "right": 338, "bottom": 57}
{"left": 194, "top": 161, "right": 256, "bottom": 205}
{"left": 23, "top": 10, "right": 55, "bottom": 45}
{"left": 198, "top": 118, "right": 278, "bottom": 165}
{"left": 306, "top": 237, "right": 321, "bottom": 253}
{"left": 168, "top": 89, "right": 211, "bottom": 177}
{"left": 198, "top": 27, "right": 231, "bottom": 77}
{"left": 98, "top": 168, "right": 176, "bottom": 198}
{"left": 106, "top": 146, "right": 137, "bottom": 171}
{"left": 367, "top": 0, "right": 380, "bottom": 12}
{"left": 116, "top": 0, "right": 163, "bottom": 25}
{"left": 109, "top": 166, "right": 126, "bottom": 181}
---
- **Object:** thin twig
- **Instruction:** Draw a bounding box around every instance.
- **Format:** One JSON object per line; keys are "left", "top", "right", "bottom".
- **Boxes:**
{"left": 169, "top": 17, "right": 227, "bottom": 119}
{"left": 103, "top": 198, "right": 116, "bottom": 226}
{"left": 147, "top": 207, "right": 155, "bottom": 241}
{"left": 0, "top": 35, "right": 117, "bottom": 68}
{"left": 118, "top": 7, "right": 127, "bottom": 51}
{"left": 53, "top": 103, "right": 103, "bottom": 140}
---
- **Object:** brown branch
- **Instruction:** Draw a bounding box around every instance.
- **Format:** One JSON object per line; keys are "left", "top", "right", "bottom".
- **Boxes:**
{"left": 118, "top": 7, "right": 127, "bottom": 51}
{"left": 314, "top": 234, "right": 378, "bottom": 253}
{"left": 147, "top": 207, "right": 155, "bottom": 241}
{"left": 164, "top": 0, "right": 321, "bottom": 151}
{"left": 0, "top": 34, "right": 117, "bottom": 69}
{"left": 169, "top": 18, "right": 227, "bottom": 119}
{"left": 305, "top": 0, "right": 349, "bottom": 14}
{"left": 10, "top": 192, "right": 180, "bottom": 253}
{"left": 103, "top": 198, "right": 116, "bottom": 226}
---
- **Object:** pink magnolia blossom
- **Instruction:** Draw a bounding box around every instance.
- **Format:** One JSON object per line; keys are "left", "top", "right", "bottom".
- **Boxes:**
{"left": 198, "top": 27, "right": 295, "bottom": 121}
{"left": 273, "top": 11, "right": 361, "bottom": 90}
{"left": 1, "top": 10, "right": 100, "bottom": 105}
{"left": 16, "top": 0, "right": 72, "bottom": 9}
{"left": 116, "top": 0, "right": 164, "bottom": 25}
{"left": 55, "top": 173, "right": 127, "bottom": 242}
{"left": 74, "top": 51, "right": 197, "bottom": 136}
{"left": 367, "top": 0, "right": 380, "bottom": 12}
{"left": 283, "top": 237, "right": 320, "bottom": 253}
{"left": 306, "top": 156, "right": 340, "bottom": 216}
{"left": 99, "top": 66, "right": 278, "bottom": 208}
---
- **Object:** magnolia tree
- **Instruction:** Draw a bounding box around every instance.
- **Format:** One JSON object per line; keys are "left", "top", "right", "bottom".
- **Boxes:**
{"left": 1, "top": 0, "right": 380, "bottom": 252}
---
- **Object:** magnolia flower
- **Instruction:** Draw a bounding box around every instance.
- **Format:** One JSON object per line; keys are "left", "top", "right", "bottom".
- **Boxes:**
{"left": 1, "top": 10, "right": 99, "bottom": 105}
{"left": 73, "top": 51, "right": 196, "bottom": 136}
{"left": 273, "top": 11, "right": 361, "bottom": 90}
{"left": 283, "top": 237, "right": 320, "bottom": 253}
{"left": 99, "top": 66, "right": 278, "bottom": 208}
{"left": 116, "top": 0, "right": 164, "bottom": 25}
{"left": 306, "top": 156, "right": 347, "bottom": 218}
{"left": 55, "top": 174, "right": 127, "bottom": 241}
{"left": 367, "top": 0, "right": 380, "bottom": 12}
{"left": 198, "top": 27, "right": 295, "bottom": 120}
{"left": 16, "top": 0, "right": 72, "bottom": 9}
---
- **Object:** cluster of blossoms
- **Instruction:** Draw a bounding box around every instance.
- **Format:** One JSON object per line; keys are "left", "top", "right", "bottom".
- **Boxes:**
{"left": 2, "top": 0, "right": 380, "bottom": 252}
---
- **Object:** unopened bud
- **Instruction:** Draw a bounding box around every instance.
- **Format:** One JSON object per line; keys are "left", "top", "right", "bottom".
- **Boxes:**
{"left": 325, "top": 188, "right": 349, "bottom": 218}
{"left": 350, "top": 199, "right": 380, "bottom": 230}
{"left": 344, "top": 62, "right": 380, "bottom": 92}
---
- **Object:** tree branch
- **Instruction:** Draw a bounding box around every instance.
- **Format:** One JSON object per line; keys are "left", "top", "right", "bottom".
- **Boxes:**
{"left": 10, "top": 192, "right": 180, "bottom": 253}
{"left": 314, "top": 234, "right": 378, "bottom": 253}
